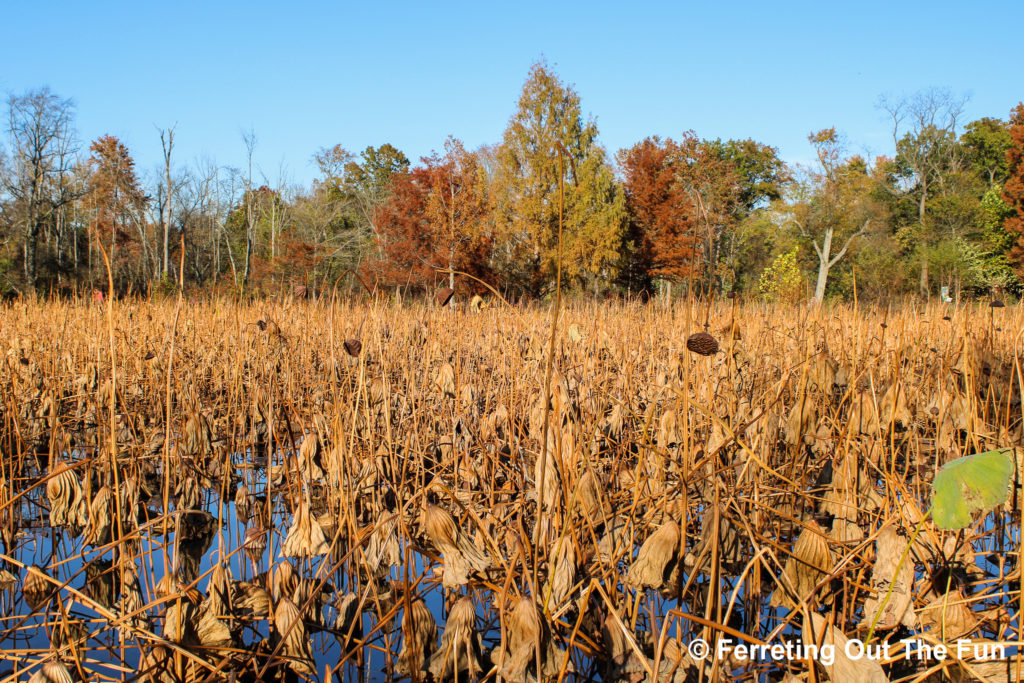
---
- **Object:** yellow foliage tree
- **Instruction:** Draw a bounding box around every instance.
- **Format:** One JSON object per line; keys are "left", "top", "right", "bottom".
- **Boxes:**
{"left": 490, "top": 62, "right": 625, "bottom": 295}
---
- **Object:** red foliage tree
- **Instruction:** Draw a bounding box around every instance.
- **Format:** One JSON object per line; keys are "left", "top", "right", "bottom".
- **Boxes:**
{"left": 367, "top": 166, "right": 436, "bottom": 289}
{"left": 618, "top": 137, "right": 699, "bottom": 286}
{"left": 366, "top": 139, "right": 493, "bottom": 294}
{"left": 1004, "top": 103, "right": 1024, "bottom": 274}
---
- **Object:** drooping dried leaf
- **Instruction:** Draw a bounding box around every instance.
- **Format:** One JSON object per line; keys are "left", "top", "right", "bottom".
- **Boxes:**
{"left": 274, "top": 597, "right": 315, "bottom": 676}
{"left": 421, "top": 504, "right": 491, "bottom": 587}
{"left": 282, "top": 499, "right": 331, "bottom": 558}
{"left": 429, "top": 596, "right": 483, "bottom": 680}
{"left": 862, "top": 526, "right": 916, "bottom": 630}
{"left": 918, "top": 589, "right": 979, "bottom": 640}
{"left": 802, "top": 613, "right": 889, "bottom": 683}
{"left": 28, "top": 661, "right": 74, "bottom": 683}
{"left": 627, "top": 520, "right": 680, "bottom": 590}
{"left": 770, "top": 519, "right": 833, "bottom": 610}
{"left": 396, "top": 598, "right": 437, "bottom": 678}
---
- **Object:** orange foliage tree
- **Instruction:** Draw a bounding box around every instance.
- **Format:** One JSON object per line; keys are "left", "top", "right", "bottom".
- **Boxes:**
{"left": 1005, "top": 103, "right": 1024, "bottom": 274}
{"left": 87, "top": 135, "right": 149, "bottom": 285}
{"left": 617, "top": 137, "right": 699, "bottom": 292}
{"left": 368, "top": 139, "right": 492, "bottom": 295}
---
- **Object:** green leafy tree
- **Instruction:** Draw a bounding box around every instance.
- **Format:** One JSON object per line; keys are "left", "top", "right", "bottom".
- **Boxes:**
{"left": 962, "top": 117, "right": 1012, "bottom": 188}
{"left": 345, "top": 144, "right": 410, "bottom": 249}
{"left": 671, "top": 134, "right": 788, "bottom": 291}
{"left": 311, "top": 143, "right": 410, "bottom": 277}
{"left": 880, "top": 88, "right": 971, "bottom": 295}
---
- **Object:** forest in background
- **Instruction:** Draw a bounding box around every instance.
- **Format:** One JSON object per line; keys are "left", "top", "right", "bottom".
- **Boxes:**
{"left": 2, "top": 61, "right": 1023, "bottom": 303}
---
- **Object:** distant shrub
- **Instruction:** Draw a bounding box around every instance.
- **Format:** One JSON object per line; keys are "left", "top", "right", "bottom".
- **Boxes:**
{"left": 759, "top": 248, "right": 803, "bottom": 302}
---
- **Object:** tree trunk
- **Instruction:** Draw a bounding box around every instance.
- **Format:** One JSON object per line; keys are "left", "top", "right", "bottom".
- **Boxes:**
{"left": 24, "top": 220, "right": 39, "bottom": 287}
{"left": 24, "top": 174, "right": 42, "bottom": 287}
{"left": 812, "top": 227, "right": 834, "bottom": 303}
{"left": 161, "top": 129, "right": 174, "bottom": 280}
{"left": 918, "top": 183, "right": 928, "bottom": 298}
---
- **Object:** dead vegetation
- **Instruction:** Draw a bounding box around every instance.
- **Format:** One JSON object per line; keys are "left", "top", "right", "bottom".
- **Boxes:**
{"left": 0, "top": 295, "right": 1021, "bottom": 682}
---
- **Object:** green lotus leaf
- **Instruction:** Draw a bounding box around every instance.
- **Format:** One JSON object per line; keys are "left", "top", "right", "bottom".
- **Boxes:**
{"left": 932, "top": 449, "right": 1014, "bottom": 530}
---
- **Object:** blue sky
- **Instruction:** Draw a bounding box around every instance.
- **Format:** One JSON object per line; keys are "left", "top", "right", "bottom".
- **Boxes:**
{"left": 1, "top": 1, "right": 1021, "bottom": 187}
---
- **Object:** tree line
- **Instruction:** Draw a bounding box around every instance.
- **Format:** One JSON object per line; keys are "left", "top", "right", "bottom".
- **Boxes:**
{"left": 2, "top": 61, "right": 1023, "bottom": 302}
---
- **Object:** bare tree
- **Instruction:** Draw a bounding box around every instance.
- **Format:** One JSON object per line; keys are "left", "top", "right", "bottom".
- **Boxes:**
{"left": 3, "top": 88, "right": 80, "bottom": 288}
{"left": 241, "top": 129, "right": 257, "bottom": 287}
{"left": 879, "top": 88, "right": 968, "bottom": 296}
{"left": 158, "top": 124, "right": 176, "bottom": 280}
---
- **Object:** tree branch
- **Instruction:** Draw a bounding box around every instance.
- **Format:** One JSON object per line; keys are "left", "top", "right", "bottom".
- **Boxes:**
{"left": 828, "top": 220, "right": 870, "bottom": 268}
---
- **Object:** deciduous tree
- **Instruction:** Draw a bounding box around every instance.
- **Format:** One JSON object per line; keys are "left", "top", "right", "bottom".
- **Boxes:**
{"left": 1004, "top": 104, "right": 1024, "bottom": 274}
{"left": 370, "top": 140, "right": 492, "bottom": 294}
{"left": 87, "top": 135, "right": 149, "bottom": 284}
{"left": 2, "top": 88, "right": 80, "bottom": 288}
{"left": 423, "top": 137, "right": 491, "bottom": 293}
{"left": 880, "top": 88, "right": 969, "bottom": 295}
{"left": 787, "top": 129, "right": 884, "bottom": 303}
{"left": 617, "top": 137, "right": 698, "bottom": 290}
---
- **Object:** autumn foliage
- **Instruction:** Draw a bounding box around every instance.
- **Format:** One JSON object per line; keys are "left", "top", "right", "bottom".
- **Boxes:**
{"left": 618, "top": 137, "right": 699, "bottom": 283}
{"left": 1004, "top": 103, "right": 1024, "bottom": 274}
{"left": 87, "top": 135, "right": 149, "bottom": 282}
{"left": 367, "top": 139, "right": 493, "bottom": 294}
{"left": 1, "top": 77, "right": 1019, "bottom": 301}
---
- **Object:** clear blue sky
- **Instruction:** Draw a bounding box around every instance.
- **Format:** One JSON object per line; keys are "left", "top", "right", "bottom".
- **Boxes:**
{"left": 2, "top": 0, "right": 1021, "bottom": 187}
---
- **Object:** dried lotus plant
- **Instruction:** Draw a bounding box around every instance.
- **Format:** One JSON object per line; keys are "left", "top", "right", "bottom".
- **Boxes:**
{"left": 47, "top": 463, "right": 86, "bottom": 531}
{"left": 420, "top": 504, "right": 491, "bottom": 587}
{"left": 83, "top": 484, "right": 112, "bottom": 547}
{"left": 784, "top": 396, "right": 817, "bottom": 446}
{"left": 119, "top": 567, "right": 151, "bottom": 636}
{"left": 234, "top": 581, "right": 271, "bottom": 617}
{"left": 574, "top": 468, "right": 611, "bottom": 524}
{"left": 428, "top": 596, "right": 483, "bottom": 680}
{"left": 282, "top": 496, "right": 331, "bottom": 558}
{"left": 162, "top": 599, "right": 197, "bottom": 645}
{"left": 686, "top": 332, "right": 719, "bottom": 356}
{"left": 770, "top": 519, "right": 833, "bottom": 610}
{"left": 24, "top": 565, "right": 53, "bottom": 610}
{"left": 272, "top": 561, "right": 298, "bottom": 602}
{"left": 333, "top": 592, "right": 362, "bottom": 653}
{"left": 545, "top": 538, "right": 578, "bottom": 608}
{"left": 395, "top": 598, "right": 437, "bottom": 679}
{"left": 196, "top": 564, "right": 234, "bottom": 647}
{"left": 627, "top": 519, "right": 680, "bottom": 591}
{"left": 494, "top": 597, "right": 570, "bottom": 683}
{"left": 28, "top": 661, "right": 74, "bottom": 683}
{"left": 235, "top": 484, "right": 254, "bottom": 525}
{"left": 273, "top": 596, "right": 316, "bottom": 676}
{"left": 802, "top": 613, "right": 889, "bottom": 683}
{"left": 862, "top": 526, "right": 916, "bottom": 630}
{"left": 917, "top": 588, "right": 980, "bottom": 640}
{"left": 0, "top": 288, "right": 1022, "bottom": 682}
